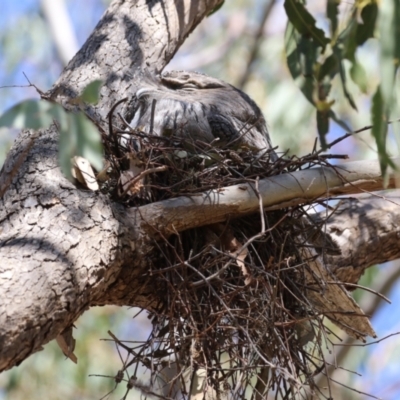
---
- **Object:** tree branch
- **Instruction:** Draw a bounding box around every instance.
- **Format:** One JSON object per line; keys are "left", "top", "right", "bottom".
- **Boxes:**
{"left": 318, "top": 194, "right": 400, "bottom": 283}
{"left": 1, "top": 0, "right": 399, "bottom": 380}
{"left": 41, "top": 0, "right": 79, "bottom": 66}
{"left": 45, "top": 0, "right": 225, "bottom": 127}
{"left": 0, "top": 0, "right": 224, "bottom": 372}
{"left": 135, "top": 158, "right": 397, "bottom": 238}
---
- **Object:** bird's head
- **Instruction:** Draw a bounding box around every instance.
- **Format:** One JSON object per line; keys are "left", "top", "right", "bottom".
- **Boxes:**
{"left": 128, "top": 70, "right": 276, "bottom": 159}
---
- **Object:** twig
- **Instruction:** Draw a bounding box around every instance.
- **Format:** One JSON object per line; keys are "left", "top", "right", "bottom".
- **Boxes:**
{"left": 120, "top": 165, "right": 168, "bottom": 198}
{"left": 237, "top": 0, "right": 276, "bottom": 89}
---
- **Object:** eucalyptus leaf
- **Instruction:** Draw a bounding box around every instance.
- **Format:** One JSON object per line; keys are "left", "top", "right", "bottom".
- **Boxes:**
{"left": 80, "top": 80, "right": 103, "bottom": 105}
{"left": 378, "top": 0, "right": 397, "bottom": 105}
{"left": 59, "top": 121, "right": 76, "bottom": 180}
{"left": 350, "top": 60, "right": 368, "bottom": 93}
{"left": 372, "top": 0, "right": 400, "bottom": 177}
{"left": 318, "top": 108, "right": 352, "bottom": 149}
{"left": 334, "top": 47, "right": 358, "bottom": 111}
{"left": 208, "top": 0, "right": 225, "bottom": 16}
{"left": 73, "top": 113, "right": 103, "bottom": 171}
{"left": 318, "top": 54, "right": 338, "bottom": 81}
{"left": 0, "top": 97, "right": 103, "bottom": 179}
{"left": 326, "top": 0, "right": 340, "bottom": 38}
{"left": 371, "top": 86, "right": 395, "bottom": 176}
{"left": 59, "top": 113, "right": 102, "bottom": 178}
{"left": 316, "top": 111, "right": 329, "bottom": 149}
{"left": 342, "top": 4, "right": 377, "bottom": 62}
{"left": 0, "top": 99, "right": 54, "bottom": 129}
{"left": 328, "top": 110, "right": 351, "bottom": 133}
{"left": 355, "top": 3, "right": 378, "bottom": 46}
{"left": 285, "top": 23, "right": 318, "bottom": 105}
{"left": 284, "top": 0, "right": 330, "bottom": 49}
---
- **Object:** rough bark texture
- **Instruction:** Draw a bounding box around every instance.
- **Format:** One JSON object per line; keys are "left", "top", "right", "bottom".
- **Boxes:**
{"left": 0, "top": 126, "right": 160, "bottom": 371}
{"left": 46, "top": 0, "right": 224, "bottom": 127}
{"left": 320, "top": 194, "right": 400, "bottom": 284}
{"left": 0, "top": 0, "right": 223, "bottom": 372}
{"left": 1, "top": 0, "right": 400, "bottom": 375}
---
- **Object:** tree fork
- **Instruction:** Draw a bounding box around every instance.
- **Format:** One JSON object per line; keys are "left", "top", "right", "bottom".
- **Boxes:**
{"left": 0, "top": 0, "right": 224, "bottom": 372}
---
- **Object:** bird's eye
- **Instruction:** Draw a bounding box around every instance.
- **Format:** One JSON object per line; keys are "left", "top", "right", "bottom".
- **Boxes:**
{"left": 182, "top": 83, "right": 198, "bottom": 89}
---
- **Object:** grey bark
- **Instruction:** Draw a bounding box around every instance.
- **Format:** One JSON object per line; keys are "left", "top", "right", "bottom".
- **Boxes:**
{"left": 0, "top": 0, "right": 400, "bottom": 375}
{"left": 0, "top": 0, "right": 224, "bottom": 372}
{"left": 318, "top": 193, "right": 400, "bottom": 284}
{"left": 45, "top": 0, "right": 224, "bottom": 127}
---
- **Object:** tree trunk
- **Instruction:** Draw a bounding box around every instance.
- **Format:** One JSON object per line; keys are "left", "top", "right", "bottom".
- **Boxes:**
{"left": 0, "top": 0, "right": 223, "bottom": 372}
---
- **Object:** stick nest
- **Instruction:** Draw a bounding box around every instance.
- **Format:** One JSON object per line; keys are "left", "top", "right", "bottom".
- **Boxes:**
{"left": 98, "top": 118, "right": 351, "bottom": 400}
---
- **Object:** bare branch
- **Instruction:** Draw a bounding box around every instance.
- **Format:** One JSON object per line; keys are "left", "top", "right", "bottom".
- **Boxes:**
{"left": 237, "top": 0, "right": 276, "bottom": 89}
{"left": 41, "top": 0, "right": 79, "bottom": 66}
{"left": 136, "top": 158, "right": 397, "bottom": 238}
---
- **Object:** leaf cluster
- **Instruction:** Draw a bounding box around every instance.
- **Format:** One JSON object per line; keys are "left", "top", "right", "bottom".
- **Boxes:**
{"left": 0, "top": 80, "right": 104, "bottom": 178}
{"left": 284, "top": 0, "right": 400, "bottom": 174}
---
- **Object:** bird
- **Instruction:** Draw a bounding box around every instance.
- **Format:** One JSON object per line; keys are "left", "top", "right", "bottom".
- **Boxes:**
{"left": 128, "top": 70, "right": 277, "bottom": 160}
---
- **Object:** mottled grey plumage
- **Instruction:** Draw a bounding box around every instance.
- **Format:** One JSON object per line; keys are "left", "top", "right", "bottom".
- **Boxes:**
{"left": 129, "top": 71, "right": 276, "bottom": 159}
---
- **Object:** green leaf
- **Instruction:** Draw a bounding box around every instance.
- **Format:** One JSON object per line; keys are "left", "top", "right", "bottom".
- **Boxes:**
{"left": 350, "top": 60, "right": 368, "bottom": 93}
{"left": 317, "top": 5, "right": 375, "bottom": 112}
{"left": 285, "top": 18, "right": 351, "bottom": 150}
{"left": 285, "top": 23, "right": 303, "bottom": 79}
{"left": 328, "top": 109, "right": 351, "bottom": 132}
{"left": 315, "top": 109, "right": 351, "bottom": 150}
{"left": 371, "top": 86, "right": 395, "bottom": 176}
{"left": 59, "top": 118, "right": 77, "bottom": 180}
{"left": 0, "top": 99, "right": 72, "bottom": 132}
{"left": 318, "top": 54, "right": 338, "bottom": 81}
{"left": 378, "top": 0, "right": 398, "bottom": 106}
{"left": 341, "top": 4, "right": 377, "bottom": 62}
{"left": 327, "top": 0, "right": 340, "bottom": 38}
{"left": 285, "top": 23, "right": 319, "bottom": 105}
{"left": 284, "top": 0, "right": 330, "bottom": 49}
{"left": 355, "top": 3, "right": 378, "bottom": 46}
{"left": 74, "top": 113, "right": 103, "bottom": 170}
{"left": 0, "top": 99, "right": 53, "bottom": 129}
{"left": 80, "top": 80, "right": 103, "bottom": 105}
{"left": 208, "top": 0, "right": 225, "bottom": 16}
{"left": 316, "top": 111, "right": 329, "bottom": 148}
{"left": 333, "top": 47, "right": 358, "bottom": 110}
{"left": 370, "top": 0, "right": 400, "bottom": 179}
{"left": 0, "top": 97, "right": 103, "bottom": 180}
{"left": 59, "top": 113, "right": 103, "bottom": 178}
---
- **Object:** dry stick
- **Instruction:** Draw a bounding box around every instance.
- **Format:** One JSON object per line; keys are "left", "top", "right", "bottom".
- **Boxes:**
{"left": 333, "top": 332, "right": 400, "bottom": 348}
{"left": 184, "top": 261, "right": 291, "bottom": 376}
{"left": 321, "top": 117, "right": 400, "bottom": 153}
{"left": 237, "top": 0, "right": 276, "bottom": 89}
{"left": 255, "top": 177, "right": 265, "bottom": 233}
{"left": 120, "top": 165, "right": 168, "bottom": 198}
{"left": 107, "top": 97, "right": 128, "bottom": 159}
{"left": 190, "top": 211, "right": 289, "bottom": 287}
{"left": 325, "top": 282, "right": 391, "bottom": 304}
{"left": 316, "top": 264, "right": 400, "bottom": 389}
{"left": 149, "top": 99, "right": 157, "bottom": 135}
{"left": 323, "top": 375, "right": 381, "bottom": 400}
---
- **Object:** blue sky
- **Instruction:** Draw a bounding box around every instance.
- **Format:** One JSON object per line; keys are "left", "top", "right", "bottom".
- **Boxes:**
{"left": 0, "top": 0, "right": 105, "bottom": 113}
